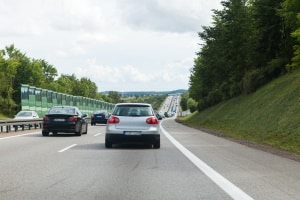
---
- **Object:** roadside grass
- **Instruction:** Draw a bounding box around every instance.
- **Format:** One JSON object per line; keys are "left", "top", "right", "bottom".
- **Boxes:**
{"left": 178, "top": 70, "right": 300, "bottom": 154}
{"left": 0, "top": 113, "right": 10, "bottom": 119}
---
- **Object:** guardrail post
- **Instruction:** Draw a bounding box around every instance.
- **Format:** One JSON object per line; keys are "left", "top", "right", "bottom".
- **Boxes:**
{"left": 1, "top": 119, "right": 43, "bottom": 133}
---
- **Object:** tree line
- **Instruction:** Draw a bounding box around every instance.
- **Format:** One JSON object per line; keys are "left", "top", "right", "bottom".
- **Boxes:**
{"left": 0, "top": 45, "right": 117, "bottom": 116}
{"left": 188, "top": 0, "right": 300, "bottom": 111}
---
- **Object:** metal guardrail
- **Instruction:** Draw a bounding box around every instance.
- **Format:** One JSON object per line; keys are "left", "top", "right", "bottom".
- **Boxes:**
{"left": 0, "top": 118, "right": 92, "bottom": 133}
{"left": 0, "top": 119, "right": 43, "bottom": 133}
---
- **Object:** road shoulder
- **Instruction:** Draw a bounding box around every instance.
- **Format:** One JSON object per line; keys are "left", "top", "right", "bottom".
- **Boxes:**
{"left": 175, "top": 119, "right": 300, "bottom": 162}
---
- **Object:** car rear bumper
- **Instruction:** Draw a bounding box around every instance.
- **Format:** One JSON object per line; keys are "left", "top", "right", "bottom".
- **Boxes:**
{"left": 91, "top": 119, "right": 108, "bottom": 124}
{"left": 42, "top": 124, "right": 77, "bottom": 133}
{"left": 105, "top": 133, "right": 160, "bottom": 145}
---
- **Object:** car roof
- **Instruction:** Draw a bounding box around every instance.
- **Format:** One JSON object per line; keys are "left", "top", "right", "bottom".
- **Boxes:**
{"left": 16, "top": 111, "right": 37, "bottom": 114}
{"left": 115, "top": 103, "right": 151, "bottom": 106}
{"left": 50, "top": 106, "right": 78, "bottom": 109}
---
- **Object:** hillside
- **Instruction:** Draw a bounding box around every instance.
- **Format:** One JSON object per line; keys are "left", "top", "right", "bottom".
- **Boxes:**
{"left": 178, "top": 69, "right": 300, "bottom": 154}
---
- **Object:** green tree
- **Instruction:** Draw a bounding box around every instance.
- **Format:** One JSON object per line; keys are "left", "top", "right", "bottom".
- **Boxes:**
{"left": 55, "top": 74, "right": 77, "bottom": 94}
{"left": 189, "top": 0, "right": 298, "bottom": 111}
{"left": 290, "top": 20, "right": 300, "bottom": 68}
{"left": 54, "top": 74, "right": 98, "bottom": 98}
{"left": 279, "top": 0, "right": 300, "bottom": 70}
{"left": 251, "top": 0, "right": 289, "bottom": 78}
{"left": 0, "top": 51, "right": 18, "bottom": 114}
{"left": 76, "top": 77, "right": 98, "bottom": 98}
{"left": 180, "top": 93, "right": 188, "bottom": 111}
{"left": 96, "top": 92, "right": 111, "bottom": 102}
{"left": 187, "top": 98, "right": 197, "bottom": 113}
{"left": 108, "top": 91, "right": 122, "bottom": 104}
{"left": 39, "top": 59, "right": 58, "bottom": 88}
{"left": 0, "top": 45, "right": 106, "bottom": 116}
{"left": 4, "top": 45, "right": 32, "bottom": 112}
{"left": 190, "top": 0, "right": 253, "bottom": 110}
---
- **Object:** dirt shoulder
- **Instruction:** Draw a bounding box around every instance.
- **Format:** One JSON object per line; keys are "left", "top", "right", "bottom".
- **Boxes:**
{"left": 176, "top": 119, "right": 300, "bottom": 162}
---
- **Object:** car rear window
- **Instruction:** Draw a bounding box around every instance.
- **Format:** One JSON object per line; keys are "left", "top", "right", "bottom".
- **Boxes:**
{"left": 17, "top": 112, "right": 33, "bottom": 117}
{"left": 48, "top": 107, "right": 76, "bottom": 114}
{"left": 93, "top": 110, "right": 107, "bottom": 115}
{"left": 113, "top": 105, "right": 152, "bottom": 116}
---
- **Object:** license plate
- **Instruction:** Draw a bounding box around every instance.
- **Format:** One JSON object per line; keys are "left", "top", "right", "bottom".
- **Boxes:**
{"left": 124, "top": 131, "right": 141, "bottom": 135}
{"left": 54, "top": 119, "right": 65, "bottom": 122}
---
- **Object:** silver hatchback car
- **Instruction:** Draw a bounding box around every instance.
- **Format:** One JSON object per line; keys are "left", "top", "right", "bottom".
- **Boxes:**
{"left": 105, "top": 103, "right": 160, "bottom": 148}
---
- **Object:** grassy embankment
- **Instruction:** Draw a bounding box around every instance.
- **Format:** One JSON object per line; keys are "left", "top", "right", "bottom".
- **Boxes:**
{"left": 178, "top": 69, "right": 300, "bottom": 154}
{"left": 0, "top": 113, "right": 9, "bottom": 119}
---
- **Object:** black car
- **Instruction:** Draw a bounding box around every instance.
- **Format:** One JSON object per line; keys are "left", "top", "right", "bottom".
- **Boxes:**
{"left": 91, "top": 110, "right": 110, "bottom": 125}
{"left": 42, "top": 106, "right": 88, "bottom": 136}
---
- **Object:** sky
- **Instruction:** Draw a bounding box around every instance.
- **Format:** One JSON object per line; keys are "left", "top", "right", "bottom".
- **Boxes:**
{"left": 0, "top": 0, "right": 223, "bottom": 92}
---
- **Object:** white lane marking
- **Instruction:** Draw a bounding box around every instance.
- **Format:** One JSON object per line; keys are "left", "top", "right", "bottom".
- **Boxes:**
{"left": 58, "top": 144, "right": 77, "bottom": 153}
{"left": 94, "top": 133, "right": 103, "bottom": 136}
{"left": 0, "top": 132, "right": 40, "bottom": 140}
{"left": 161, "top": 126, "right": 254, "bottom": 200}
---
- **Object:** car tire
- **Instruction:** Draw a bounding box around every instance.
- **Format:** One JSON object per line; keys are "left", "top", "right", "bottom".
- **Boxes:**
{"left": 83, "top": 124, "right": 88, "bottom": 134}
{"left": 42, "top": 131, "right": 49, "bottom": 136}
{"left": 76, "top": 124, "right": 82, "bottom": 136}
{"left": 53, "top": 131, "right": 58, "bottom": 136}
{"left": 153, "top": 140, "right": 160, "bottom": 149}
{"left": 105, "top": 139, "right": 112, "bottom": 148}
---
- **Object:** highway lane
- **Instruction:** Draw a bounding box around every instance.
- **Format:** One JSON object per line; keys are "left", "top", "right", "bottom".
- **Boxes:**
{"left": 0, "top": 120, "right": 299, "bottom": 200}
{"left": 162, "top": 118, "right": 300, "bottom": 200}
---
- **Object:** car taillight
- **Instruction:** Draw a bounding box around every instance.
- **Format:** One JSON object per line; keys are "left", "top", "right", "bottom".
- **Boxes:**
{"left": 43, "top": 116, "right": 50, "bottom": 121}
{"left": 108, "top": 116, "right": 120, "bottom": 124}
{"left": 69, "top": 116, "right": 78, "bottom": 122}
{"left": 146, "top": 117, "right": 158, "bottom": 124}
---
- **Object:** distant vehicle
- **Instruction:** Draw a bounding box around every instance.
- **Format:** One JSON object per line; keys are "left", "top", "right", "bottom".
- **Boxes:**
{"left": 164, "top": 112, "right": 171, "bottom": 117}
{"left": 154, "top": 110, "right": 164, "bottom": 120}
{"left": 91, "top": 110, "right": 110, "bottom": 125}
{"left": 105, "top": 103, "right": 160, "bottom": 149}
{"left": 13, "top": 110, "right": 40, "bottom": 128}
{"left": 42, "top": 106, "right": 88, "bottom": 136}
{"left": 14, "top": 111, "right": 39, "bottom": 120}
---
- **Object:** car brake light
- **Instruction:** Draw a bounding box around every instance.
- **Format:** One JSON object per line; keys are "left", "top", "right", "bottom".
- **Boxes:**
{"left": 43, "top": 116, "right": 50, "bottom": 121}
{"left": 69, "top": 116, "right": 78, "bottom": 122}
{"left": 108, "top": 116, "right": 120, "bottom": 124}
{"left": 146, "top": 117, "right": 158, "bottom": 124}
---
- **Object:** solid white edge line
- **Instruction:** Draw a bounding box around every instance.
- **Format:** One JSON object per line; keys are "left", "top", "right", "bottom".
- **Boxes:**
{"left": 94, "top": 133, "right": 103, "bottom": 137}
{"left": 160, "top": 125, "right": 254, "bottom": 200}
{"left": 58, "top": 144, "right": 77, "bottom": 153}
{"left": 0, "top": 132, "right": 40, "bottom": 140}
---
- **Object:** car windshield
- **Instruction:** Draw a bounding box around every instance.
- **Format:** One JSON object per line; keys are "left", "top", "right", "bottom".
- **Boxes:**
{"left": 113, "top": 105, "right": 152, "bottom": 116}
{"left": 16, "top": 112, "right": 33, "bottom": 117}
{"left": 48, "top": 107, "right": 76, "bottom": 115}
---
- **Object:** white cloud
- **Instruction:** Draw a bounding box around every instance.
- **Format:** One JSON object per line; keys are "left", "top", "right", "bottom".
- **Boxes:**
{"left": 0, "top": 0, "right": 223, "bottom": 91}
{"left": 117, "top": 0, "right": 222, "bottom": 33}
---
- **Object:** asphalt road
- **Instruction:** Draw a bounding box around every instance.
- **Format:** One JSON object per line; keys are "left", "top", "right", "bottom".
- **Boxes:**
{"left": 0, "top": 119, "right": 299, "bottom": 200}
